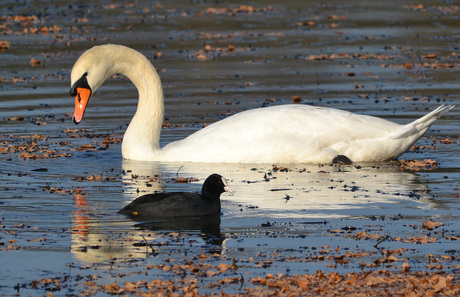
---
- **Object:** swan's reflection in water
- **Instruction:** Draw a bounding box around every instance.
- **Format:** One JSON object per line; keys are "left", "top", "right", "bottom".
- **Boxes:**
{"left": 121, "top": 160, "right": 432, "bottom": 219}
{"left": 71, "top": 160, "right": 434, "bottom": 264}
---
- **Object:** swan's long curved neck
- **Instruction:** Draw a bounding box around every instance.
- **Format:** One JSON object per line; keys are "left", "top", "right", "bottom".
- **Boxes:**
{"left": 107, "top": 47, "right": 164, "bottom": 159}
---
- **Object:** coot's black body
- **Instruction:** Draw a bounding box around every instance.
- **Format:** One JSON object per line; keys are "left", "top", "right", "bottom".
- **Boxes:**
{"left": 118, "top": 174, "right": 232, "bottom": 218}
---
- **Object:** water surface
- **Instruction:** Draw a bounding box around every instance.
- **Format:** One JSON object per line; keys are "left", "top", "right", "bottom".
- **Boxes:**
{"left": 1, "top": 0, "right": 459, "bottom": 295}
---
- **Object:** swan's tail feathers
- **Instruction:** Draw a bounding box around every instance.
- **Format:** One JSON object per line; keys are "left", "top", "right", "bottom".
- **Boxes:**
{"left": 412, "top": 104, "right": 454, "bottom": 125}
{"left": 390, "top": 104, "right": 454, "bottom": 139}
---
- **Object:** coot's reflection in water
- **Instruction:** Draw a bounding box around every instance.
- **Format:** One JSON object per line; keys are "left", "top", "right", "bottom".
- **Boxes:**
{"left": 132, "top": 215, "right": 224, "bottom": 247}
{"left": 71, "top": 204, "right": 224, "bottom": 263}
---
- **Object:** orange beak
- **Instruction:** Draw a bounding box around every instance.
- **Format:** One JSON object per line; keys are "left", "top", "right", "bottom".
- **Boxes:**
{"left": 72, "top": 87, "right": 91, "bottom": 124}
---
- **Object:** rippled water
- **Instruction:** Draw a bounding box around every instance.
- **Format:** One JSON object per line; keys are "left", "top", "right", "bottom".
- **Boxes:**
{"left": 1, "top": 0, "right": 459, "bottom": 295}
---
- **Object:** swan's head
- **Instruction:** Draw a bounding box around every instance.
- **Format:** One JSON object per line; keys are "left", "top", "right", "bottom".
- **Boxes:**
{"left": 70, "top": 45, "right": 119, "bottom": 124}
{"left": 70, "top": 71, "right": 91, "bottom": 124}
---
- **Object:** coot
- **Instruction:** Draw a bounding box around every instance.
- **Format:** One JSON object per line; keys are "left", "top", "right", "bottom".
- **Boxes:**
{"left": 118, "top": 174, "right": 233, "bottom": 218}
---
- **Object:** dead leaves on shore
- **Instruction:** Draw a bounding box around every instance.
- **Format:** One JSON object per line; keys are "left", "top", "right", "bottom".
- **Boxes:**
{"left": 0, "top": 40, "right": 10, "bottom": 50}
{"left": 172, "top": 177, "right": 199, "bottom": 183}
{"left": 28, "top": 249, "right": 458, "bottom": 296}
{"left": 7, "top": 216, "right": 460, "bottom": 296}
{"left": 27, "top": 259, "right": 460, "bottom": 297}
{"left": 340, "top": 220, "right": 446, "bottom": 246}
{"left": 1, "top": 129, "right": 122, "bottom": 159}
{"left": 404, "top": 4, "right": 460, "bottom": 14}
{"left": 399, "top": 159, "right": 438, "bottom": 171}
{"left": 0, "top": 134, "right": 71, "bottom": 159}
{"left": 249, "top": 270, "right": 459, "bottom": 297}
{"left": 193, "top": 44, "right": 242, "bottom": 61}
{"left": 422, "top": 221, "right": 444, "bottom": 231}
{"left": 304, "top": 51, "right": 459, "bottom": 71}
{"left": 202, "top": 5, "right": 275, "bottom": 15}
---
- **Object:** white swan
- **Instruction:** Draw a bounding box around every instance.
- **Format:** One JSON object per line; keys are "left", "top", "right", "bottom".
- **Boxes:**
{"left": 70, "top": 44, "right": 453, "bottom": 163}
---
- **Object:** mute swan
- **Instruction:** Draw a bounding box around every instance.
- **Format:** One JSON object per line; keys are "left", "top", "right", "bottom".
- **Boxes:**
{"left": 118, "top": 174, "right": 232, "bottom": 218}
{"left": 70, "top": 44, "right": 453, "bottom": 163}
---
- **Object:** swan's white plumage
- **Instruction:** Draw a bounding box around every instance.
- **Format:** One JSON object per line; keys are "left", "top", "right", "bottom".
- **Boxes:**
{"left": 70, "top": 44, "right": 453, "bottom": 163}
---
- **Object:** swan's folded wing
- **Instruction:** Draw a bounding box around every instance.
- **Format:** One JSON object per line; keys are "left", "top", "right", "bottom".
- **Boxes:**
{"left": 160, "top": 104, "right": 405, "bottom": 163}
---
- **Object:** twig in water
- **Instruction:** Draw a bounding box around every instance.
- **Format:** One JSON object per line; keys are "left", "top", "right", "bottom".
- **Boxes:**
{"left": 176, "top": 165, "right": 184, "bottom": 178}
{"left": 374, "top": 235, "right": 394, "bottom": 249}
{"left": 141, "top": 235, "right": 155, "bottom": 255}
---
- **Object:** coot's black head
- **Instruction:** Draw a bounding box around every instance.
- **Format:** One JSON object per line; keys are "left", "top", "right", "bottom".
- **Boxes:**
{"left": 201, "top": 174, "right": 233, "bottom": 200}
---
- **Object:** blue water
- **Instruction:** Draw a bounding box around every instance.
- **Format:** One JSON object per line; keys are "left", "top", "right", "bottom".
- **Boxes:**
{"left": 1, "top": 0, "right": 459, "bottom": 295}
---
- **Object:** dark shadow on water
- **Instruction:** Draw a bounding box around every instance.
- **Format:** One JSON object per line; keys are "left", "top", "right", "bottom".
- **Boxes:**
{"left": 129, "top": 214, "right": 224, "bottom": 247}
